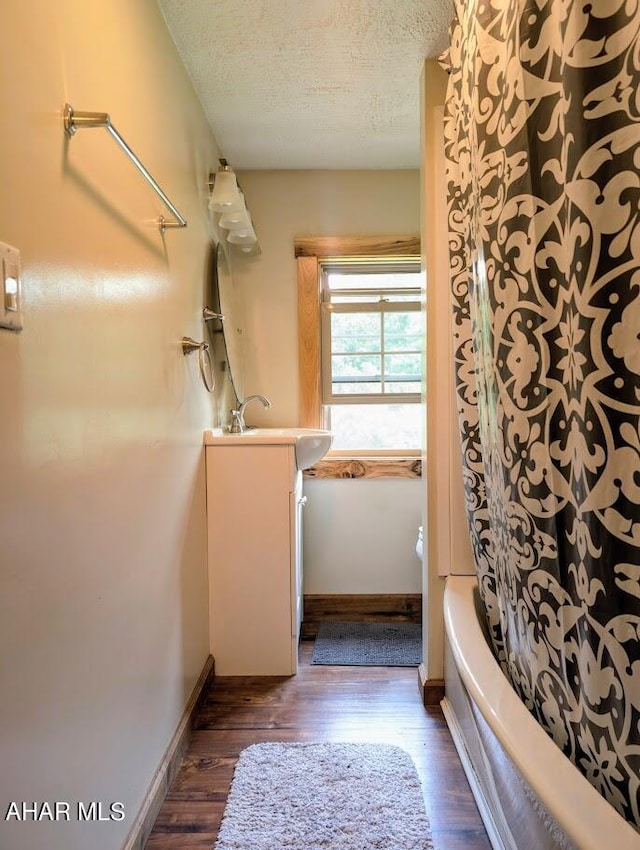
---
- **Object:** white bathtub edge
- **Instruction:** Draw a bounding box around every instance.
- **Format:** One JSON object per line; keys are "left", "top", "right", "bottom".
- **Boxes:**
{"left": 443, "top": 575, "right": 639, "bottom": 850}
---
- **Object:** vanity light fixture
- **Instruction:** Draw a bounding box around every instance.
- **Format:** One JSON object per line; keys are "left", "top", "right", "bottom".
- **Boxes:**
{"left": 208, "top": 159, "right": 259, "bottom": 254}
{"left": 208, "top": 160, "right": 243, "bottom": 212}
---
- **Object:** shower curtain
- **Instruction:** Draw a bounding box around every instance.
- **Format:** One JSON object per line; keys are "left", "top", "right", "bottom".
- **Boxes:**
{"left": 443, "top": 0, "right": 640, "bottom": 829}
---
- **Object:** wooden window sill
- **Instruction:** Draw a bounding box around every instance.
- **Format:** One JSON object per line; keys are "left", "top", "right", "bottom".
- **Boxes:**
{"left": 303, "top": 457, "right": 422, "bottom": 479}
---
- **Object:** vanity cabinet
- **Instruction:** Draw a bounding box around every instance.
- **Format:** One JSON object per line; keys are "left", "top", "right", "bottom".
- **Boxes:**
{"left": 205, "top": 442, "right": 303, "bottom": 675}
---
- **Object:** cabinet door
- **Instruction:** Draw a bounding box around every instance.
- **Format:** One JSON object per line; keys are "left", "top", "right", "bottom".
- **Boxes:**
{"left": 207, "top": 444, "right": 296, "bottom": 675}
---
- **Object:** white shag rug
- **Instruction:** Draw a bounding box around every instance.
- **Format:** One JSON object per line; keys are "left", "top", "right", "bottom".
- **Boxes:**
{"left": 214, "top": 741, "right": 433, "bottom": 849}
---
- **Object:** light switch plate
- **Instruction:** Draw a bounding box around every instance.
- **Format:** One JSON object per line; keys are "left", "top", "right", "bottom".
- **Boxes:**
{"left": 0, "top": 241, "right": 22, "bottom": 332}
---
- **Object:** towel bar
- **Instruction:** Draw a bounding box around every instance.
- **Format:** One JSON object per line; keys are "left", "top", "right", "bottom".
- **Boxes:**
{"left": 63, "top": 103, "right": 187, "bottom": 233}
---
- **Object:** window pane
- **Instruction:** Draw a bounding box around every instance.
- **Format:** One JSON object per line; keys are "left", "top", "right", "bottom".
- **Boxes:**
{"left": 384, "top": 312, "right": 422, "bottom": 333}
{"left": 384, "top": 353, "right": 422, "bottom": 381}
{"left": 331, "top": 353, "right": 381, "bottom": 380}
{"left": 385, "top": 336, "right": 422, "bottom": 352}
{"left": 332, "top": 381, "right": 381, "bottom": 394}
{"left": 384, "top": 312, "right": 423, "bottom": 351}
{"left": 386, "top": 381, "right": 420, "bottom": 393}
{"left": 331, "top": 313, "right": 380, "bottom": 353}
{"left": 332, "top": 312, "right": 379, "bottom": 336}
{"left": 332, "top": 336, "right": 380, "bottom": 354}
{"left": 328, "top": 271, "right": 422, "bottom": 290}
{"left": 327, "top": 403, "right": 423, "bottom": 451}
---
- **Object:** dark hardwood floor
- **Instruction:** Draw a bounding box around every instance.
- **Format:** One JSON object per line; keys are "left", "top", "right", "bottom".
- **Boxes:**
{"left": 146, "top": 642, "right": 491, "bottom": 850}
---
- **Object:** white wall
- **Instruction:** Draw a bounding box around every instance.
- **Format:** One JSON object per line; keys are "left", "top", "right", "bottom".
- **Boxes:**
{"left": 421, "top": 59, "right": 467, "bottom": 680}
{"left": 0, "top": 3, "right": 221, "bottom": 848}
{"left": 304, "top": 479, "right": 423, "bottom": 594}
{"left": 231, "top": 170, "right": 422, "bottom": 594}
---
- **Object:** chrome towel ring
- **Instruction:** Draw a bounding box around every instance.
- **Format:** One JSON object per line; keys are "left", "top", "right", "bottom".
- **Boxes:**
{"left": 182, "top": 337, "right": 215, "bottom": 393}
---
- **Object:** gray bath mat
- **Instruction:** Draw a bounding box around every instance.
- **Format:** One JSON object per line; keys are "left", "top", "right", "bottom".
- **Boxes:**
{"left": 311, "top": 621, "right": 422, "bottom": 666}
{"left": 215, "top": 742, "right": 432, "bottom": 849}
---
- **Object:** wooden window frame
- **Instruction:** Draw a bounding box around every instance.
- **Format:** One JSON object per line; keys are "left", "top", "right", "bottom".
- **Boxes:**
{"left": 296, "top": 235, "right": 422, "bottom": 479}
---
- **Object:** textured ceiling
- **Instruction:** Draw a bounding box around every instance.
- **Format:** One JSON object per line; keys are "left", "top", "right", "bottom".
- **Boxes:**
{"left": 157, "top": 0, "right": 453, "bottom": 169}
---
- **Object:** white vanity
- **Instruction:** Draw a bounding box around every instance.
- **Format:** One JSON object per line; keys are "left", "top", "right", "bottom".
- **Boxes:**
{"left": 204, "top": 428, "right": 332, "bottom": 675}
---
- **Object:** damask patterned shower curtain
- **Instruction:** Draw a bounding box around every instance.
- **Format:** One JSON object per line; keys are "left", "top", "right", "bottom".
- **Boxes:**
{"left": 443, "top": 0, "right": 640, "bottom": 829}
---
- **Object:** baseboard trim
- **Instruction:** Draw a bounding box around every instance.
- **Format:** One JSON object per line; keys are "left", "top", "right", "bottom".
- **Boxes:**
{"left": 418, "top": 663, "right": 445, "bottom": 706}
{"left": 302, "top": 593, "right": 422, "bottom": 639}
{"left": 121, "top": 654, "right": 215, "bottom": 850}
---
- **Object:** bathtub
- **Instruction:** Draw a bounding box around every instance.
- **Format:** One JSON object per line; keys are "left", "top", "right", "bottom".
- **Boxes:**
{"left": 442, "top": 576, "right": 639, "bottom": 850}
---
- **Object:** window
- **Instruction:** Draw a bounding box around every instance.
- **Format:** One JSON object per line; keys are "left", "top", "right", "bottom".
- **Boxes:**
{"left": 320, "top": 260, "right": 423, "bottom": 453}
{"left": 295, "top": 236, "right": 423, "bottom": 462}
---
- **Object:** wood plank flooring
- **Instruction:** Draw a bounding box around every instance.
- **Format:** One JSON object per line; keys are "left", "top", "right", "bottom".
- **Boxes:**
{"left": 145, "top": 642, "right": 491, "bottom": 850}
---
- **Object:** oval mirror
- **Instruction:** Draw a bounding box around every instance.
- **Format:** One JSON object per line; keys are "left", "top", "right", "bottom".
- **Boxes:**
{"left": 207, "top": 241, "right": 246, "bottom": 404}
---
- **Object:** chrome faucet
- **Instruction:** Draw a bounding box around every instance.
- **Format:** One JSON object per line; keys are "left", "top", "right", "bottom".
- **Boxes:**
{"left": 229, "top": 394, "right": 272, "bottom": 433}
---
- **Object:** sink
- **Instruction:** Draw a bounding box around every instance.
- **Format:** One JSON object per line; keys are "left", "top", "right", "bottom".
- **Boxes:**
{"left": 204, "top": 427, "right": 333, "bottom": 470}
{"left": 250, "top": 429, "right": 333, "bottom": 470}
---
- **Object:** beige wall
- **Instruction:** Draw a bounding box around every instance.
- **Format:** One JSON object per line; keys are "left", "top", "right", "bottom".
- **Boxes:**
{"left": 229, "top": 170, "right": 423, "bottom": 595}
{"left": 0, "top": 2, "right": 220, "bottom": 848}
{"left": 232, "top": 170, "right": 421, "bottom": 426}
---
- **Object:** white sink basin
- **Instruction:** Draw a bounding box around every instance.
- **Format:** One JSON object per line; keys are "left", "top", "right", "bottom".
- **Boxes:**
{"left": 254, "top": 429, "right": 333, "bottom": 469}
{"left": 204, "top": 427, "right": 333, "bottom": 470}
